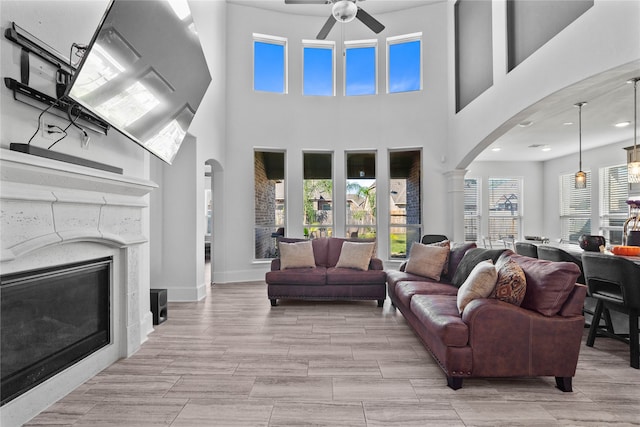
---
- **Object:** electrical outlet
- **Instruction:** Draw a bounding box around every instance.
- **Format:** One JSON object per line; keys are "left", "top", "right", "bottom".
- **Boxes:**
{"left": 40, "top": 119, "right": 62, "bottom": 140}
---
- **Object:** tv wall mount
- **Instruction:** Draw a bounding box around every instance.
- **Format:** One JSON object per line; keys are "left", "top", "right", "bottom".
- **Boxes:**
{"left": 4, "top": 22, "right": 121, "bottom": 174}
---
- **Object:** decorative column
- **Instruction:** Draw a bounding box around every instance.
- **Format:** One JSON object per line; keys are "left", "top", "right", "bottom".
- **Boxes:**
{"left": 444, "top": 169, "right": 467, "bottom": 243}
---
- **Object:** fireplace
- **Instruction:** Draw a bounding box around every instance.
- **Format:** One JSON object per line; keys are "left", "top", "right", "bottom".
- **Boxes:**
{"left": 1, "top": 257, "right": 112, "bottom": 405}
{"left": 0, "top": 148, "right": 157, "bottom": 426}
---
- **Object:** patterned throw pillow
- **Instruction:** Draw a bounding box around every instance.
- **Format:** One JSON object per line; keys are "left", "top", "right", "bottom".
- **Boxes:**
{"left": 456, "top": 260, "right": 498, "bottom": 314}
{"left": 490, "top": 255, "right": 527, "bottom": 306}
{"left": 405, "top": 243, "right": 450, "bottom": 281}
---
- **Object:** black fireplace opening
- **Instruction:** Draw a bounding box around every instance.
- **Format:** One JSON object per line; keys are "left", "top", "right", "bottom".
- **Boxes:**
{"left": 1, "top": 257, "right": 111, "bottom": 405}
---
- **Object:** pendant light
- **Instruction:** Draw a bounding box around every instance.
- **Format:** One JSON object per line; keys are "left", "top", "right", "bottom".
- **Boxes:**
{"left": 574, "top": 102, "right": 587, "bottom": 189}
{"left": 628, "top": 77, "right": 640, "bottom": 184}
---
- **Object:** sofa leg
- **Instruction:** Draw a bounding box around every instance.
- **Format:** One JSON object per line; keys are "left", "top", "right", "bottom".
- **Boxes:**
{"left": 447, "top": 376, "right": 463, "bottom": 390}
{"left": 555, "top": 376, "right": 573, "bottom": 392}
{"left": 377, "top": 299, "right": 384, "bottom": 307}
{"left": 270, "top": 299, "right": 278, "bottom": 307}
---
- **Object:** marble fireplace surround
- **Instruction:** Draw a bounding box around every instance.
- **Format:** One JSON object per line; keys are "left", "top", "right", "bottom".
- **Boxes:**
{"left": 0, "top": 148, "right": 157, "bottom": 426}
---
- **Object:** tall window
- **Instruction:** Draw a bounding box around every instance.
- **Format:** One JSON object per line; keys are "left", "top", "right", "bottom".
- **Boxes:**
{"left": 464, "top": 178, "right": 480, "bottom": 242}
{"left": 387, "top": 33, "right": 422, "bottom": 94}
{"left": 346, "top": 152, "right": 376, "bottom": 238}
{"left": 303, "top": 40, "right": 335, "bottom": 96}
{"left": 344, "top": 40, "right": 377, "bottom": 96}
{"left": 254, "top": 150, "right": 285, "bottom": 259}
{"left": 303, "top": 152, "right": 333, "bottom": 238}
{"left": 253, "top": 34, "right": 287, "bottom": 93}
{"left": 600, "top": 165, "right": 628, "bottom": 245}
{"left": 389, "top": 150, "right": 421, "bottom": 258}
{"left": 560, "top": 172, "right": 591, "bottom": 242}
{"left": 488, "top": 178, "right": 522, "bottom": 241}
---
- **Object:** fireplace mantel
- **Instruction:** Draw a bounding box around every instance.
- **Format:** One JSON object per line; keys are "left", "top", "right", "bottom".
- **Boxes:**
{"left": 0, "top": 147, "right": 157, "bottom": 426}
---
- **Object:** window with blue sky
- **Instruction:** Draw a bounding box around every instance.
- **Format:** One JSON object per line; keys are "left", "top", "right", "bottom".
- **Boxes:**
{"left": 253, "top": 34, "right": 287, "bottom": 93}
{"left": 387, "top": 33, "right": 422, "bottom": 93}
{"left": 344, "top": 40, "right": 377, "bottom": 96}
{"left": 303, "top": 41, "right": 334, "bottom": 96}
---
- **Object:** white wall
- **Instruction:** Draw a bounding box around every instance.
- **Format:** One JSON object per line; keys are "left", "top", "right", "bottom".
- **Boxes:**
{"left": 465, "top": 161, "right": 545, "bottom": 239}
{"left": 542, "top": 139, "right": 631, "bottom": 241}
{"left": 447, "top": 0, "right": 640, "bottom": 169}
{"left": 219, "top": 3, "right": 450, "bottom": 281}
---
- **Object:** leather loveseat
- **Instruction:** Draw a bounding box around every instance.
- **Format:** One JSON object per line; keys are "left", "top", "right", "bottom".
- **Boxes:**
{"left": 387, "top": 246, "right": 587, "bottom": 391}
{"left": 266, "top": 237, "right": 387, "bottom": 307}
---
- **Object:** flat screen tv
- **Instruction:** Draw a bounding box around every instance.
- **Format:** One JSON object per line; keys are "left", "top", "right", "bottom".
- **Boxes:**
{"left": 66, "top": 0, "right": 211, "bottom": 164}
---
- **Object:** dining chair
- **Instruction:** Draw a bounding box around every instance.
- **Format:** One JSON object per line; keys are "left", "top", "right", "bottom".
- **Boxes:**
{"left": 421, "top": 234, "right": 448, "bottom": 244}
{"left": 515, "top": 241, "right": 538, "bottom": 258}
{"left": 581, "top": 252, "right": 640, "bottom": 369}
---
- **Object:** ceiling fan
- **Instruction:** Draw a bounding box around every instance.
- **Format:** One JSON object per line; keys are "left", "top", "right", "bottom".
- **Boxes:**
{"left": 284, "top": 0, "right": 385, "bottom": 40}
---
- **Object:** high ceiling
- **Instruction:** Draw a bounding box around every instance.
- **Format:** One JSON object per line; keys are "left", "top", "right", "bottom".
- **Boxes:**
{"left": 226, "top": 0, "right": 639, "bottom": 163}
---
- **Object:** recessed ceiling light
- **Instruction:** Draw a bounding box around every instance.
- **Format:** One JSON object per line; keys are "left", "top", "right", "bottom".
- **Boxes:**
{"left": 563, "top": 122, "right": 574, "bottom": 126}
{"left": 528, "top": 144, "right": 544, "bottom": 148}
{"left": 491, "top": 147, "right": 502, "bottom": 152}
{"left": 541, "top": 145, "right": 551, "bottom": 152}
{"left": 518, "top": 121, "right": 533, "bottom": 127}
{"left": 615, "top": 121, "right": 631, "bottom": 128}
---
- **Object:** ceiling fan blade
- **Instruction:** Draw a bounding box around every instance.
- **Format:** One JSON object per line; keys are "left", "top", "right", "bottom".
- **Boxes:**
{"left": 356, "top": 7, "right": 385, "bottom": 34}
{"left": 317, "top": 15, "right": 337, "bottom": 40}
{"left": 285, "top": 0, "right": 329, "bottom": 4}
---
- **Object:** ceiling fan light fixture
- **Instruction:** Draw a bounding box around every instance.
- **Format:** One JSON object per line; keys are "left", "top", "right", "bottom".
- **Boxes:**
{"left": 332, "top": 0, "right": 357, "bottom": 23}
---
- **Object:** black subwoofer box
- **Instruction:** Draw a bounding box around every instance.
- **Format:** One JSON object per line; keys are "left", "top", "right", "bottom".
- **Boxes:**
{"left": 150, "top": 288, "right": 168, "bottom": 325}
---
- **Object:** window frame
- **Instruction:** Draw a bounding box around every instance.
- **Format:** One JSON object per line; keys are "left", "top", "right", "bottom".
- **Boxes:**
{"left": 303, "top": 151, "right": 334, "bottom": 238}
{"left": 388, "top": 149, "right": 422, "bottom": 259}
{"left": 599, "top": 164, "right": 628, "bottom": 245}
{"left": 253, "top": 149, "right": 287, "bottom": 260}
{"left": 464, "top": 177, "right": 481, "bottom": 242}
{"left": 386, "top": 32, "right": 423, "bottom": 94}
{"left": 253, "top": 33, "right": 288, "bottom": 94}
{"left": 559, "top": 171, "right": 592, "bottom": 243}
{"left": 343, "top": 39, "right": 378, "bottom": 96}
{"left": 302, "top": 39, "right": 335, "bottom": 97}
{"left": 345, "top": 150, "right": 377, "bottom": 239}
{"left": 487, "top": 177, "right": 522, "bottom": 241}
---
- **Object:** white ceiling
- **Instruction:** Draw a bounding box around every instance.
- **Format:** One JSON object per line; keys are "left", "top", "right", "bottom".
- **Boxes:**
{"left": 226, "top": 0, "right": 639, "bottom": 163}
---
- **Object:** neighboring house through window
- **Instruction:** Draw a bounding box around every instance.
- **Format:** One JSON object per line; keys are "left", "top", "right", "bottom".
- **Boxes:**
{"left": 464, "top": 178, "right": 480, "bottom": 242}
{"left": 303, "top": 152, "right": 333, "bottom": 238}
{"left": 346, "top": 151, "right": 377, "bottom": 238}
{"left": 488, "top": 177, "right": 522, "bottom": 241}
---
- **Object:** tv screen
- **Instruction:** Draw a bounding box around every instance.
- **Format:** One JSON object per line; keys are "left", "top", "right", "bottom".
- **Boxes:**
{"left": 66, "top": 0, "right": 211, "bottom": 164}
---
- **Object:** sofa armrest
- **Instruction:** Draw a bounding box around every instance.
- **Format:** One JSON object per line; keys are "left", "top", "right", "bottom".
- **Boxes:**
{"left": 271, "top": 258, "right": 281, "bottom": 271}
{"left": 462, "top": 298, "right": 584, "bottom": 377}
{"left": 369, "top": 257, "right": 384, "bottom": 271}
{"left": 558, "top": 283, "right": 587, "bottom": 317}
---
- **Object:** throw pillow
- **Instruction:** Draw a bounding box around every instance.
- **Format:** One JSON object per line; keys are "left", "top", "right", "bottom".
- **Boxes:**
{"left": 490, "top": 254, "right": 527, "bottom": 306}
{"left": 335, "top": 241, "right": 375, "bottom": 271}
{"left": 510, "top": 253, "right": 580, "bottom": 317}
{"left": 405, "top": 242, "right": 450, "bottom": 281}
{"left": 456, "top": 260, "right": 498, "bottom": 314}
{"left": 428, "top": 240, "right": 451, "bottom": 276}
{"left": 451, "top": 248, "right": 511, "bottom": 288}
{"left": 279, "top": 240, "right": 316, "bottom": 270}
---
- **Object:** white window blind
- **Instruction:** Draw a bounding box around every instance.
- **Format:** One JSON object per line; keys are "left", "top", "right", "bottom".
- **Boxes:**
{"left": 488, "top": 178, "right": 521, "bottom": 240}
{"left": 559, "top": 172, "right": 591, "bottom": 242}
{"left": 464, "top": 178, "right": 479, "bottom": 242}
{"left": 600, "top": 165, "right": 628, "bottom": 245}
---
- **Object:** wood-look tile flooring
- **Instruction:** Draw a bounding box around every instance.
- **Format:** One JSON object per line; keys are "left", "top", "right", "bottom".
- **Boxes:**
{"left": 26, "top": 281, "right": 640, "bottom": 426}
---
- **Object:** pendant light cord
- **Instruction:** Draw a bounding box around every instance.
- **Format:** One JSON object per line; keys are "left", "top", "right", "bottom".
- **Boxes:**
{"left": 634, "top": 78, "right": 638, "bottom": 162}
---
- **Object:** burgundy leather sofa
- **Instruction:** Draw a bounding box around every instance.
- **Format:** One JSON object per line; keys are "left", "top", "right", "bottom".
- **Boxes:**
{"left": 387, "top": 246, "right": 587, "bottom": 391}
{"left": 266, "top": 237, "right": 387, "bottom": 307}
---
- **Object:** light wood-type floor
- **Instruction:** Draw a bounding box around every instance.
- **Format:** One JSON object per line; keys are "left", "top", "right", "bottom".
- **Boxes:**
{"left": 26, "top": 281, "right": 640, "bottom": 426}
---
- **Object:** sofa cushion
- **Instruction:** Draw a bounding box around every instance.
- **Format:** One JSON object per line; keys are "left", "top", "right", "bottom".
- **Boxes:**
{"left": 326, "top": 267, "right": 387, "bottom": 285}
{"left": 490, "top": 253, "right": 527, "bottom": 306}
{"left": 510, "top": 253, "right": 580, "bottom": 317}
{"left": 405, "top": 243, "right": 450, "bottom": 281}
{"left": 279, "top": 240, "right": 316, "bottom": 270}
{"left": 335, "top": 241, "right": 375, "bottom": 271}
{"left": 456, "top": 260, "right": 498, "bottom": 314}
{"left": 451, "top": 248, "right": 510, "bottom": 288}
{"left": 265, "top": 266, "right": 327, "bottom": 286}
{"left": 311, "top": 238, "right": 330, "bottom": 267}
{"left": 396, "top": 281, "right": 458, "bottom": 308}
{"left": 410, "top": 294, "right": 469, "bottom": 347}
{"left": 443, "top": 242, "right": 477, "bottom": 282}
